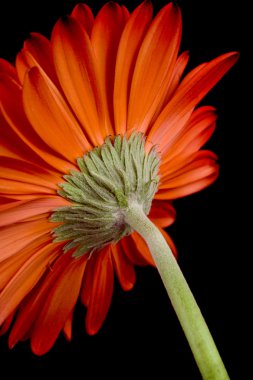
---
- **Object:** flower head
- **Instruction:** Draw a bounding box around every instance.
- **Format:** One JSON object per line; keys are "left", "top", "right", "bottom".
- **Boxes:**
{"left": 0, "top": 1, "right": 238, "bottom": 355}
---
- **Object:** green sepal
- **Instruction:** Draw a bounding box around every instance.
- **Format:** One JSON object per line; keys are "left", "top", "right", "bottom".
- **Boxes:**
{"left": 51, "top": 133, "right": 160, "bottom": 258}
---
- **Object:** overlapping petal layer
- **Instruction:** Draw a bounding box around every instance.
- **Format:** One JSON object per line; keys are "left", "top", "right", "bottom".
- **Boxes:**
{"left": 0, "top": 1, "right": 238, "bottom": 353}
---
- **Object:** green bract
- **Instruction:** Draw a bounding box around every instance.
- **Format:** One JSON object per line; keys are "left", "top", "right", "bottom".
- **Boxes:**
{"left": 51, "top": 133, "right": 160, "bottom": 257}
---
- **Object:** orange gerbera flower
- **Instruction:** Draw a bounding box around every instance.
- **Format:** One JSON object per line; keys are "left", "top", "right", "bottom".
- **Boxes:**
{"left": 0, "top": 1, "right": 238, "bottom": 355}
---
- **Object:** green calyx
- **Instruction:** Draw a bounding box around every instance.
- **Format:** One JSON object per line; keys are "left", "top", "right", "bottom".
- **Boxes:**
{"left": 51, "top": 133, "right": 160, "bottom": 258}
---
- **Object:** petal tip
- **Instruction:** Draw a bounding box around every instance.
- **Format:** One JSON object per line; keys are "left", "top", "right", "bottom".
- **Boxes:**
{"left": 8, "top": 338, "right": 17, "bottom": 350}
{"left": 222, "top": 51, "right": 240, "bottom": 65}
{"left": 85, "top": 322, "right": 99, "bottom": 336}
{"left": 105, "top": 1, "right": 119, "bottom": 10}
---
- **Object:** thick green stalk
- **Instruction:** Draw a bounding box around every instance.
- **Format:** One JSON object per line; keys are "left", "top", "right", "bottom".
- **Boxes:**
{"left": 124, "top": 201, "right": 229, "bottom": 380}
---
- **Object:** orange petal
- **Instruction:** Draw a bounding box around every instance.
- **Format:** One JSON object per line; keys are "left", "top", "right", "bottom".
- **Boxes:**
{"left": 127, "top": 3, "right": 182, "bottom": 134}
{"left": 114, "top": 0, "right": 153, "bottom": 134}
{"left": 161, "top": 106, "right": 217, "bottom": 164}
{"left": 160, "top": 148, "right": 217, "bottom": 177}
{"left": 111, "top": 244, "right": 136, "bottom": 291}
{"left": 85, "top": 247, "right": 114, "bottom": 335}
{"left": 160, "top": 150, "right": 218, "bottom": 187}
{"left": 0, "top": 157, "right": 60, "bottom": 190}
{"left": 91, "top": 2, "right": 129, "bottom": 134}
{"left": 0, "top": 218, "right": 53, "bottom": 262}
{"left": 0, "top": 233, "right": 52, "bottom": 289}
{"left": 62, "top": 312, "right": 73, "bottom": 342}
{"left": 129, "top": 232, "right": 155, "bottom": 266}
{"left": 0, "top": 74, "right": 75, "bottom": 172}
{"left": 52, "top": 17, "right": 104, "bottom": 145}
{"left": 157, "top": 151, "right": 219, "bottom": 199}
{"left": 149, "top": 200, "right": 176, "bottom": 228}
{"left": 23, "top": 67, "right": 91, "bottom": 164}
{"left": 0, "top": 180, "right": 56, "bottom": 200}
{"left": 0, "top": 241, "right": 61, "bottom": 326}
{"left": 121, "top": 234, "right": 154, "bottom": 266}
{"left": 0, "top": 199, "right": 22, "bottom": 212}
{"left": 121, "top": 5, "right": 130, "bottom": 23}
{"left": 16, "top": 33, "right": 59, "bottom": 85}
{"left": 0, "top": 312, "right": 15, "bottom": 336}
{"left": 31, "top": 255, "right": 87, "bottom": 355}
{"left": 0, "top": 58, "right": 17, "bottom": 80}
{"left": 0, "top": 194, "right": 53, "bottom": 202}
{"left": 71, "top": 3, "right": 94, "bottom": 36}
{"left": 148, "top": 52, "right": 239, "bottom": 152}
{"left": 0, "top": 197, "right": 15, "bottom": 206}
{"left": 80, "top": 255, "right": 92, "bottom": 307}
{"left": 151, "top": 51, "right": 190, "bottom": 123}
{"left": 0, "top": 112, "right": 44, "bottom": 163}
{"left": 0, "top": 196, "right": 69, "bottom": 227}
{"left": 8, "top": 250, "right": 73, "bottom": 348}
{"left": 124, "top": 227, "right": 176, "bottom": 266}
{"left": 15, "top": 52, "right": 29, "bottom": 83}
{"left": 163, "top": 50, "right": 190, "bottom": 103}
{"left": 156, "top": 172, "right": 219, "bottom": 200}
{"left": 120, "top": 235, "right": 147, "bottom": 266}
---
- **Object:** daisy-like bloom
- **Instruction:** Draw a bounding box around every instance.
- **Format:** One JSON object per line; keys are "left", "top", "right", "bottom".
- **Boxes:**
{"left": 0, "top": 1, "right": 238, "bottom": 356}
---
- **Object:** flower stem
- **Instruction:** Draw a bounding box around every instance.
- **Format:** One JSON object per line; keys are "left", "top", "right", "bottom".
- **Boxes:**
{"left": 124, "top": 201, "right": 229, "bottom": 380}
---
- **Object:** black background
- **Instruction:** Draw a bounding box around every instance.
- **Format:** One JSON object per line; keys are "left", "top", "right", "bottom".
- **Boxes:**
{"left": 0, "top": 0, "right": 245, "bottom": 379}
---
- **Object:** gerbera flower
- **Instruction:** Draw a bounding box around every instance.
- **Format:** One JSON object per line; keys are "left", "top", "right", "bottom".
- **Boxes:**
{"left": 0, "top": 0, "right": 238, "bottom": 358}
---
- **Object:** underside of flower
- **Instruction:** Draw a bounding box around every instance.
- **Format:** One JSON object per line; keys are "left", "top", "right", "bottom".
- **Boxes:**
{"left": 0, "top": 0, "right": 238, "bottom": 362}
{"left": 51, "top": 133, "right": 160, "bottom": 257}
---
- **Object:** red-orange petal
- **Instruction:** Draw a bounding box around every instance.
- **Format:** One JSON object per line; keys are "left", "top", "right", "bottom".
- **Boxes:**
{"left": 148, "top": 52, "right": 239, "bottom": 152}
{"left": 0, "top": 218, "right": 53, "bottom": 262}
{"left": 0, "top": 58, "right": 17, "bottom": 80}
{"left": 0, "top": 233, "right": 52, "bottom": 290}
{"left": 150, "top": 51, "right": 190, "bottom": 123}
{"left": 91, "top": 2, "right": 129, "bottom": 134}
{"left": 8, "top": 250, "right": 73, "bottom": 348}
{"left": 129, "top": 232, "right": 155, "bottom": 266}
{"left": 71, "top": 3, "right": 94, "bottom": 36}
{"left": 161, "top": 106, "right": 217, "bottom": 164}
{"left": 0, "top": 312, "right": 15, "bottom": 336}
{"left": 120, "top": 235, "right": 149, "bottom": 266}
{"left": 125, "top": 227, "right": 176, "bottom": 267}
{"left": 0, "top": 199, "right": 22, "bottom": 212}
{"left": 0, "top": 181, "right": 56, "bottom": 200}
{"left": 156, "top": 172, "right": 219, "bottom": 200}
{"left": 0, "top": 74, "right": 74, "bottom": 172}
{"left": 23, "top": 67, "right": 90, "bottom": 164}
{"left": 160, "top": 150, "right": 218, "bottom": 187}
{"left": 15, "top": 33, "right": 59, "bottom": 85}
{"left": 0, "top": 241, "right": 60, "bottom": 326}
{"left": 31, "top": 255, "right": 87, "bottom": 355}
{"left": 111, "top": 244, "right": 136, "bottom": 291}
{"left": 0, "top": 157, "right": 60, "bottom": 190}
{"left": 0, "top": 196, "right": 69, "bottom": 227}
{"left": 127, "top": 3, "right": 182, "bottom": 134}
{"left": 121, "top": 233, "right": 155, "bottom": 267}
{"left": 149, "top": 199, "right": 176, "bottom": 228}
{"left": 62, "top": 312, "right": 73, "bottom": 342}
{"left": 163, "top": 50, "right": 190, "bottom": 103}
{"left": 114, "top": 0, "right": 153, "bottom": 134}
{"left": 157, "top": 151, "right": 219, "bottom": 199}
{"left": 0, "top": 111, "right": 45, "bottom": 163}
{"left": 85, "top": 247, "right": 114, "bottom": 335}
{"left": 52, "top": 17, "right": 105, "bottom": 145}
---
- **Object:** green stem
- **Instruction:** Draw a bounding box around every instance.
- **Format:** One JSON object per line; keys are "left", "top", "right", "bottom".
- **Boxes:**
{"left": 124, "top": 201, "right": 229, "bottom": 380}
